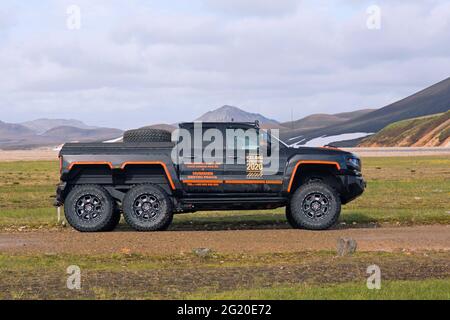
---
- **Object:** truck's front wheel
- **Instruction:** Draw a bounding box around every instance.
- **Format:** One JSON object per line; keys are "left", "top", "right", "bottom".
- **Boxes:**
{"left": 123, "top": 185, "right": 173, "bottom": 231}
{"left": 287, "top": 182, "right": 341, "bottom": 230}
{"left": 64, "top": 185, "right": 116, "bottom": 232}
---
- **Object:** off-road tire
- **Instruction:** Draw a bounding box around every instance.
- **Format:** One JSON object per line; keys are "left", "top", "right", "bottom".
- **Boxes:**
{"left": 122, "top": 184, "right": 173, "bottom": 231}
{"left": 101, "top": 205, "right": 121, "bottom": 231}
{"left": 65, "top": 185, "right": 115, "bottom": 232}
{"left": 287, "top": 182, "right": 341, "bottom": 230}
{"left": 123, "top": 128, "right": 172, "bottom": 143}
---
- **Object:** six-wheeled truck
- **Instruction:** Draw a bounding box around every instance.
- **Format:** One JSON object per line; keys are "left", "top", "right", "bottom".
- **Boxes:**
{"left": 55, "top": 122, "right": 365, "bottom": 232}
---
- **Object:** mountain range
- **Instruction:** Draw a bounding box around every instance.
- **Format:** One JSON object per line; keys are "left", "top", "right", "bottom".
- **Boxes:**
{"left": 0, "top": 119, "right": 122, "bottom": 150}
{"left": 21, "top": 119, "right": 97, "bottom": 134}
{"left": 1, "top": 77, "right": 449, "bottom": 149}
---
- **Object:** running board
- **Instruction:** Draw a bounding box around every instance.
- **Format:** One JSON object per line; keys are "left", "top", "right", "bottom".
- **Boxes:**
{"left": 180, "top": 197, "right": 286, "bottom": 210}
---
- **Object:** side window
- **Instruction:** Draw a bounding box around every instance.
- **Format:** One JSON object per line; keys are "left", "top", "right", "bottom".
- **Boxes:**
{"left": 226, "top": 129, "right": 259, "bottom": 151}
{"left": 260, "top": 131, "right": 269, "bottom": 150}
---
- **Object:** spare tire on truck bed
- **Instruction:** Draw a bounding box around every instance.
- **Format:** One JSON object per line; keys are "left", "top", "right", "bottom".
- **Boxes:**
{"left": 123, "top": 128, "right": 172, "bottom": 143}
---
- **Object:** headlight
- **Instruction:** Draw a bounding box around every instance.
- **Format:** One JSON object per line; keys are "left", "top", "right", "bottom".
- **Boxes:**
{"left": 347, "top": 157, "right": 361, "bottom": 171}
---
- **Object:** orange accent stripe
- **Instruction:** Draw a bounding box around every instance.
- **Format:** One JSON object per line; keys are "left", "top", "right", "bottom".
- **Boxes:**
{"left": 121, "top": 162, "right": 176, "bottom": 190}
{"left": 182, "top": 180, "right": 283, "bottom": 185}
{"left": 224, "top": 180, "right": 283, "bottom": 185}
{"left": 182, "top": 180, "right": 223, "bottom": 184}
{"left": 264, "top": 180, "right": 284, "bottom": 185}
{"left": 68, "top": 161, "right": 113, "bottom": 171}
{"left": 287, "top": 161, "right": 341, "bottom": 193}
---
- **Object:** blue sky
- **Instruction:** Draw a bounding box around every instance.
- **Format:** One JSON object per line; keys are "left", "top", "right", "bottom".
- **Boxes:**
{"left": 0, "top": 0, "right": 449, "bottom": 129}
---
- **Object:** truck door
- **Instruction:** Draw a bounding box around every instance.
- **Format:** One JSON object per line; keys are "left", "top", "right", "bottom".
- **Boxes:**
{"left": 223, "top": 127, "right": 264, "bottom": 193}
{"left": 223, "top": 129, "right": 284, "bottom": 193}
{"left": 178, "top": 126, "right": 224, "bottom": 194}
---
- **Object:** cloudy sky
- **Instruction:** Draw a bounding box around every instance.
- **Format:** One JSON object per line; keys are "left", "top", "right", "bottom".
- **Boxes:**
{"left": 0, "top": 0, "right": 449, "bottom": 129}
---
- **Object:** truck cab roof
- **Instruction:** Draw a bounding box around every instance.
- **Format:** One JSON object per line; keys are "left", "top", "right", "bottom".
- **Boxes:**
{"left": 179, "top": 121, "right": 260, "bottom": 130}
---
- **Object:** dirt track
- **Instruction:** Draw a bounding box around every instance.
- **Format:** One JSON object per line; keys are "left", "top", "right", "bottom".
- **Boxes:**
{"left": 1, "top": 225, "right": 449, "bottom": 255}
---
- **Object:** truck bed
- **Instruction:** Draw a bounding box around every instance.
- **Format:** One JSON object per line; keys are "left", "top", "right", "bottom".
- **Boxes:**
{"left": 60, "top": 142, "right": 175, "bottom": 155}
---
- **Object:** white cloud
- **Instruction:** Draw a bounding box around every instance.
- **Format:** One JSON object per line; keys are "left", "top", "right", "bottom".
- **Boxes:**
{"left": 0, "top": 1, "right": 449, "bottom": 129}
{"left": 201, "top": 0, "right": 300, "bottom": 17}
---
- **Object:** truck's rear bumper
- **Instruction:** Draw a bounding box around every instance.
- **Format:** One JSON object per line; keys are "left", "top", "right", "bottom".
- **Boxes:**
{"left": 340, "top": 174, "right": 366, "bottom": 204}
{"left": 54, "top": 182, "right": 67, "bottom": 207}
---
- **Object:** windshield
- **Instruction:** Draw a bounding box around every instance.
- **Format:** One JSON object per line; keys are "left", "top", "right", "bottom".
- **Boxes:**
{"left": 260, "top": 129, "right": 288, "bottom": 148}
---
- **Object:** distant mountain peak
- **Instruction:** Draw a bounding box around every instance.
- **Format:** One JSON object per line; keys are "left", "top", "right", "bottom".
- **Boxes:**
{"left": 195, "top": 105, "right": 280, "bottom": 126}
{"left": 0, "top": 119, "right": 122, "bottom": 150}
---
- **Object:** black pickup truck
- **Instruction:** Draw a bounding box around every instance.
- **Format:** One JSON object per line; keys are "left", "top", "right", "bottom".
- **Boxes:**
{"left": 55, "top": 122, "right": 365, "bottom": 232}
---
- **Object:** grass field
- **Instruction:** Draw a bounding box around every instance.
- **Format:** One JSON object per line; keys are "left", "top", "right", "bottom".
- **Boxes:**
{"left": 186, "top": 279, "right": 450, "bottom": 300}
{"left": 0, "top": 251, "right": 449, "bottom": 300}
{"left": 0, "top": 156, "right": 449, "bottom": 229}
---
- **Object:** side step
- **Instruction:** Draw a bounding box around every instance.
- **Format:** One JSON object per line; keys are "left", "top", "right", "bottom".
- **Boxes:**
{"left": 179, "top": 196, "right": 287, "bottom": 211}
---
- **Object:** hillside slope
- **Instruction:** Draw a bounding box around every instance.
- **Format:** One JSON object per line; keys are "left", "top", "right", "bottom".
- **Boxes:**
{"left": 281, "top": 109, "right": 374, "bottom": 131}
{"left": 359, "top": 111, "right": 450, "bottom": 147}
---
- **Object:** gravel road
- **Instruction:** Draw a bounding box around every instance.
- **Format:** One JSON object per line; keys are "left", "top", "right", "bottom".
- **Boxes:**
{"left": 1, "top": 225, "right": 449, "bottom": 255}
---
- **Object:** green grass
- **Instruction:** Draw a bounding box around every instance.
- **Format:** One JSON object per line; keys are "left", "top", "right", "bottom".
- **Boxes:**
{"left": 1, "top": 251, "right": 448, "bottom": 300}
{"left": 185, "top": 279, "right": 450, "bottom": 300}
{"left": 0, "top": 156, "right": 449, "bottom": 229}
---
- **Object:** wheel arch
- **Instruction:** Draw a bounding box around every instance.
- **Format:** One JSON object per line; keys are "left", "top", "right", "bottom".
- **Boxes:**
{"left": 120, "top": 162, "right": 176, "bottom": 192}
{"left": 62, "top": 162, "right": 176, "bottom": 202}
{"left": 287, "top": 161, "right": 342, "bottom": 194}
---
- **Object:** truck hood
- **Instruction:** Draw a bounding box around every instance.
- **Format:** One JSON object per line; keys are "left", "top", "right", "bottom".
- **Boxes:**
{"left": 285, "top": 146, "right": 354, "bottom": 157}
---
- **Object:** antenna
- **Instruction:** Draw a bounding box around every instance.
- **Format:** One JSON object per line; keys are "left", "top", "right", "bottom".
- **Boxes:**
{"left": 291, "top": 107, "right": 294, "bottom": 129}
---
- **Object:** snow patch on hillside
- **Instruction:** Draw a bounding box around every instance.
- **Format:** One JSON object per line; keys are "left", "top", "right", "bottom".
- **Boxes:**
{"left": 290, "top": 132, "right": 373, "bottom": 148}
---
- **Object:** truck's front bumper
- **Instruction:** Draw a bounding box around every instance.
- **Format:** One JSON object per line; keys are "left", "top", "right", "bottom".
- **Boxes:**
{"left": 54, "top": 182, "right": 67, "bottom": 207}
{"left": 340, "top": 174, "right": 366, "bottom": 204}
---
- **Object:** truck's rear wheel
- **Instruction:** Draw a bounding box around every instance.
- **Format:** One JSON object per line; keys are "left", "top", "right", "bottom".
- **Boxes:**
{"left": 64, "top": 185, "right": 115, "bottom": 232}
{"left": 287, "top": 182, "right": 341, "bottom": 230}
{"left": 122, "top": 185, "right": 173, "bottom": 231}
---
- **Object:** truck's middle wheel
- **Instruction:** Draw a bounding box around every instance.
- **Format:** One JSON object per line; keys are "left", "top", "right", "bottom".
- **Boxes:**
{"left": 122, "top": 184, "right": 173, "bottom": 231}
